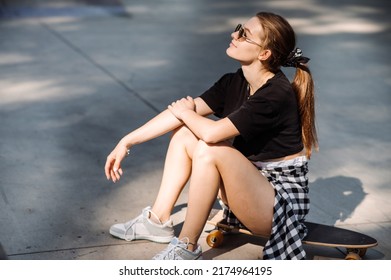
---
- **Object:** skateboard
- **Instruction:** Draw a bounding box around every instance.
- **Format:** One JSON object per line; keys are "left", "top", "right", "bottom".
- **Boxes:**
{"left": 206, "top": 209, "right": 378, "bottom": 260}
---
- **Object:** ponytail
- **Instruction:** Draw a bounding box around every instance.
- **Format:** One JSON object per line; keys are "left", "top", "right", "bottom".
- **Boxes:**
{"left": 292, "top": 64, "right": 318, "bottom": 158}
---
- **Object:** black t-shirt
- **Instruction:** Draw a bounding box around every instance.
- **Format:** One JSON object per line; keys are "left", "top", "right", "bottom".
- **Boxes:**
{"left": 199, "top": 68, "right": 303, "bottom": 161}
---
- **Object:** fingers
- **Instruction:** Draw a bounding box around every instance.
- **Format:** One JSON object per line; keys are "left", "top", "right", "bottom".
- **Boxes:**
{"left": 105, "top": 148, "right": 126, "bottom": 183}
{"left": 107, "top": 165, "right": 123, "bottom": 183}
{"left": 104, "top": 156, "right": 114, "bottom": 180}
{"left": 186, "top": 96, "right": 194, "bottom": 103}
{"left": 169, "top": 97, "right": 195, "bottom": 112}
{"left": 110, "top": 167, "right": 123, "bottom": 183}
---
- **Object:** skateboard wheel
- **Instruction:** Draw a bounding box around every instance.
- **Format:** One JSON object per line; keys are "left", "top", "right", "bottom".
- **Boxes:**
{"left": 345, "top": 248, "right": 366, "bottom": 259}
{"left": 206, "top": 230, "right": 224, "bottom": 248}
{"left": 345, "top": 252, "right": 361, "bottom": 260}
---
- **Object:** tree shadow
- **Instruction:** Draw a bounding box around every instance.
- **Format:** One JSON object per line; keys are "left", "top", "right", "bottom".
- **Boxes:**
{"left": 307, "top": 175, "right": 366, "bottom": 225}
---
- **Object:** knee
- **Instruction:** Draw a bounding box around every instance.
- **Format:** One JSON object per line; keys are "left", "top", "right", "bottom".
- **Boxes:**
{"left": 192, "top": 140, "right": 219, "bottom": 164}
{"left": 171, "top": 125, "right": 196, "bottom": 144}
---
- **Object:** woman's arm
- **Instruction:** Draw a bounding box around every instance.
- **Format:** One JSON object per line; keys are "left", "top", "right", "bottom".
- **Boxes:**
{"left": 181, "top": 111, "right": 239, "bottom": 143}
{"left": 105, "top": 97, "right": 213, "bottom": 182}
{"left": 121, "top": 97, "right": 213, "bottom": 146}
{"left": 168, "top": 97, "right": 240, "bottom": 144}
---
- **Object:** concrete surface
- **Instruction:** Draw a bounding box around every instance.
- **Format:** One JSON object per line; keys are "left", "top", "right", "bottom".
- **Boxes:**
{"left": 0, "top": 0, "right": 390, "bottom": 260}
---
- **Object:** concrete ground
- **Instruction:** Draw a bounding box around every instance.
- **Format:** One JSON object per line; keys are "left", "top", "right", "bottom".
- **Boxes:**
{"left": 0, "top": 0, "right": 390, "bottom": 260}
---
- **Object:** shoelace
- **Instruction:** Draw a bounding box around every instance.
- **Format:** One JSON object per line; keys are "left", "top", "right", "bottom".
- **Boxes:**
{"left": 123, "top": 214, "right": 143, "bottom": 241}
{"left": 122, "top": 209, "right": 164, "bottom": 241}
{"left": 154, "top": 237, "right": 190, "bottom": 260}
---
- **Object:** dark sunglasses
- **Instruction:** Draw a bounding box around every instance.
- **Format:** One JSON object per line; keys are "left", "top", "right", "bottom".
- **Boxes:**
{"left": 234, "top": 24, "right": 263, "bottom": 47}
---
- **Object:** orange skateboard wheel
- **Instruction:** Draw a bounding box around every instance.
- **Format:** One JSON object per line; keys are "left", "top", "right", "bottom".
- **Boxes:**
{"left": 345, "top": 252, "right": 361, "bottom": 260}
{"left": 206, "top": 230, "right": 224, "bottom": 248}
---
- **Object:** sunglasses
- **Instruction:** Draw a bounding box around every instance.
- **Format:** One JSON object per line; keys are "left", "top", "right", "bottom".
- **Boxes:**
{"left": 234, "top": 24, "right": 263, "bottom": 47}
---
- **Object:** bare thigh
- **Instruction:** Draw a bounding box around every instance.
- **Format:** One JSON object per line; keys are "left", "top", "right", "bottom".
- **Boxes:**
{"left": 202, "top": 141, "right": 275, "bottom": 236}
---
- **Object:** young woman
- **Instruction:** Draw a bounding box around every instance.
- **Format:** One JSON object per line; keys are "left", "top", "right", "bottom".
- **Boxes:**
{"left": 105, "top": 11, "right": 318, "bottom": 260}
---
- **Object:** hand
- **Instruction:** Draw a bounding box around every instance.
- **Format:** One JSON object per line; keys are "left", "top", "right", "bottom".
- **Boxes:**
{"left": 104, "top": 142, "right": 128, "bottom": 183}
{"left": 167, "top": 96, "right": 196, "bottom": 120}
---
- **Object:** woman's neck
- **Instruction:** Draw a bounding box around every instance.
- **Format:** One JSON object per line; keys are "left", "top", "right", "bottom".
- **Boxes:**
{"left": 242, "top": 64, "right": 275, "bottom": 96}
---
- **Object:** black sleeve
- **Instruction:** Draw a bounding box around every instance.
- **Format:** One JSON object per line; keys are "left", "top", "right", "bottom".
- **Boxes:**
{"left": 198, "top": 73, "right": 234, "bottom": 118}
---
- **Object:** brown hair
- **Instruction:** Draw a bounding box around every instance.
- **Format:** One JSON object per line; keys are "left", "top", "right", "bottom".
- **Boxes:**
{"left": 256, "top": 12, "right": 318, "bottom": 158}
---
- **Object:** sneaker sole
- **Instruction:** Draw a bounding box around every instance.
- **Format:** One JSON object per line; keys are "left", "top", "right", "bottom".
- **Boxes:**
{"left": 109, "top": 228, "right": 173, "bottom": 243}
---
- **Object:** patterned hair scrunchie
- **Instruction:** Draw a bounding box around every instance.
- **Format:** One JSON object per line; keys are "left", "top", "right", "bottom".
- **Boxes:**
{"left": 283, "top": 48, "right": 310, "bottom": 68}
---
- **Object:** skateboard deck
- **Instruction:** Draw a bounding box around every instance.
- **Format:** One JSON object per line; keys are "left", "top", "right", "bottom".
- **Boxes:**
{"left": 206, "top": 209, "right": 378, "bottom": 260}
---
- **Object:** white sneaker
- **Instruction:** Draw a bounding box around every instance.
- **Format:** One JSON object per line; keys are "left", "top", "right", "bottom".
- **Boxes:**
{"left": 110, "top": 206, "right": 174, "bottom": 243}
{"left": 152, "top": 237, "right": 203, "bottom": 260}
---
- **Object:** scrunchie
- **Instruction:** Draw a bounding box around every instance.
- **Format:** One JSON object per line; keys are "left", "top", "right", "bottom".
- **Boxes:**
{"left": 283, "top": 48, "right": 310, "bottom": 68}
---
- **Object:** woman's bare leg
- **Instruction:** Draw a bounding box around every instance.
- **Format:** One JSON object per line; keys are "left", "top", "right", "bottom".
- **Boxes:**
{"left": 150, "top": 126, "right": 198, "bottom": 223}
{"left": 178, "top": 140, "right": 275, "bottom": 249}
